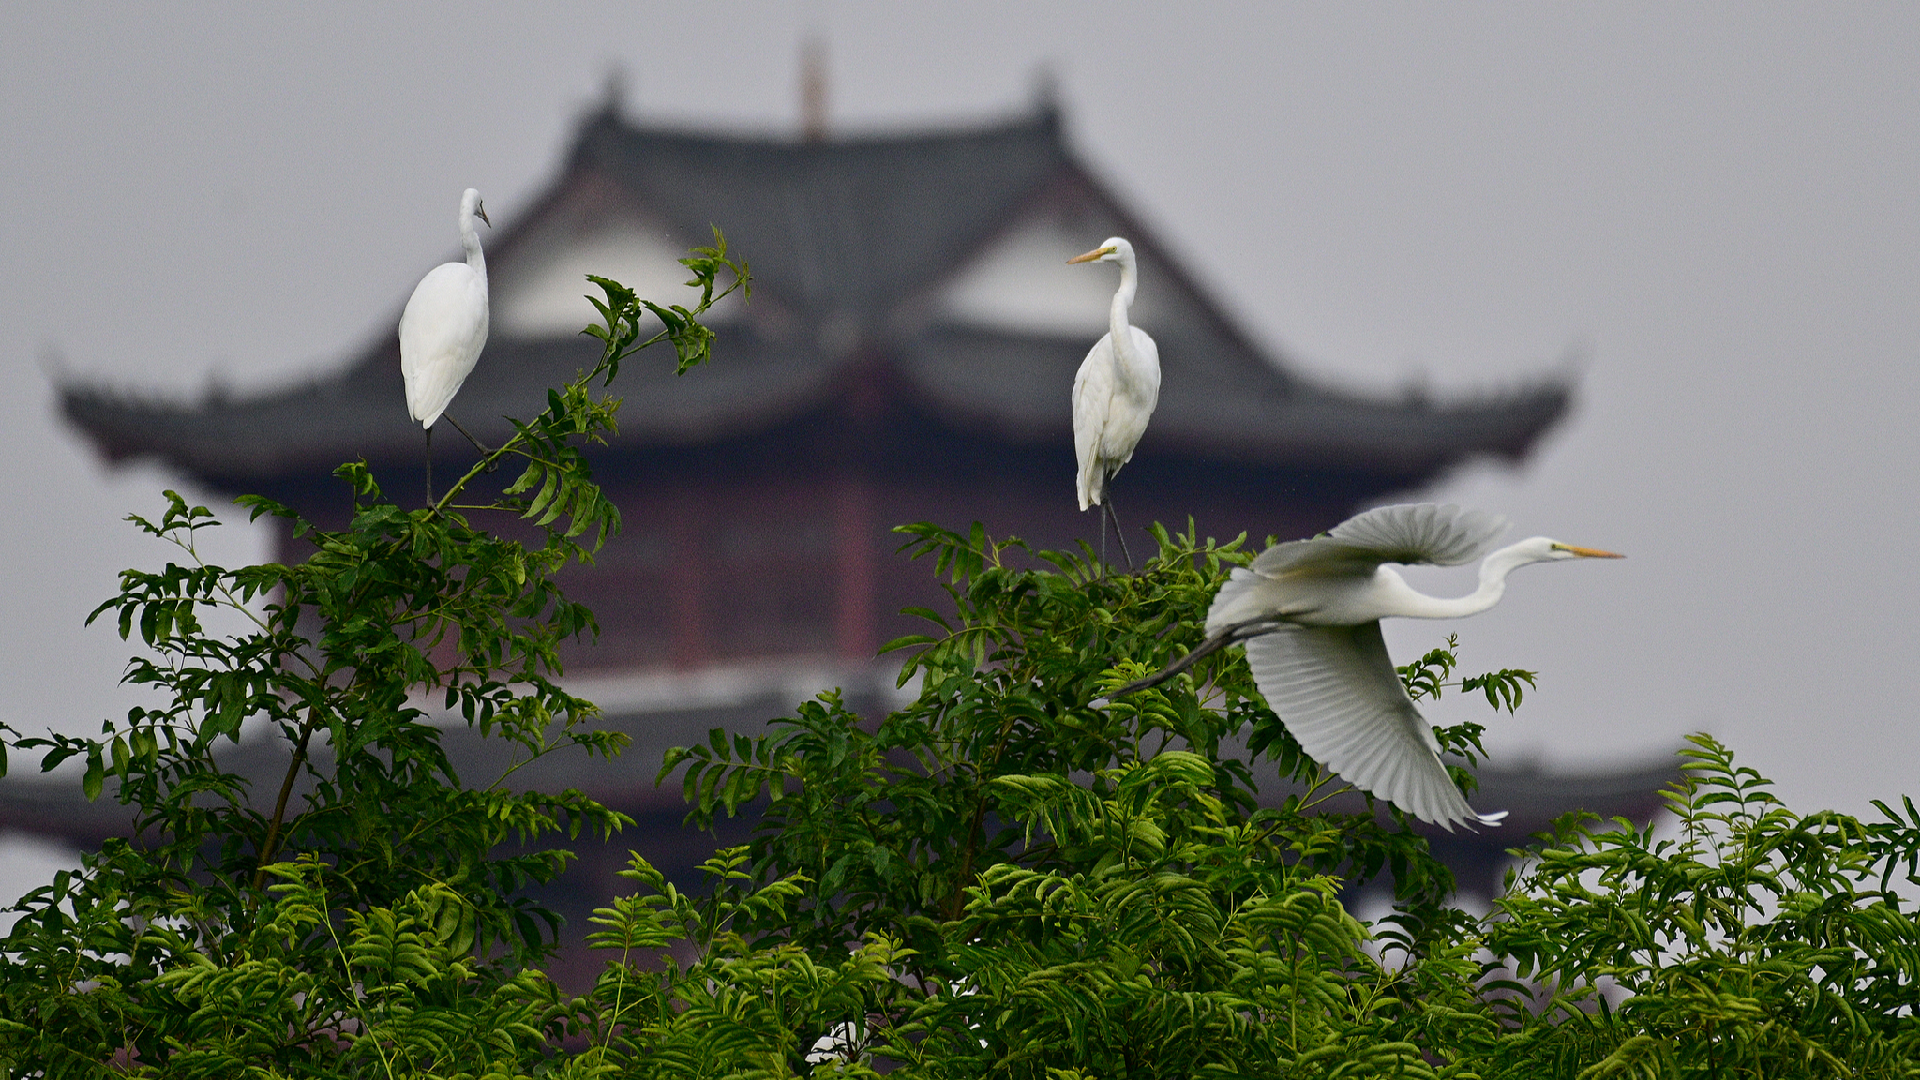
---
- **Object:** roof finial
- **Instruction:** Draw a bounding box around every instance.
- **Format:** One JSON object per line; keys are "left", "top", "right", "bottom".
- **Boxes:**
{"left": 1032, "top": 62, "right": 1061, "bottom": 118}
{"left": 599, "top": 63, "right": 629, "bottom": 120}
{"left": 1030, "top": 62, "right": 1064, "bottom": 138}
{"left": 800, "top": 35, "right": 829, "bottom": 142}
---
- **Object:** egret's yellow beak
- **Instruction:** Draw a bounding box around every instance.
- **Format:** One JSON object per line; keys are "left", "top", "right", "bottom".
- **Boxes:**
{"left": 476, "top": 205, "right": 492, "bottom": 227}
{"left": 1068, "top": 245, "right": 1116, "bottom": 264}
{"left": 1554, "top": 544, "right": 1624, "bottom": 558}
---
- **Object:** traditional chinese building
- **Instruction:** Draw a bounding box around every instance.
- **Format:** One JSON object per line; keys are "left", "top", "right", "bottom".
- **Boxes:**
{"left": 29, "top": 92, "right": 1670, "bottom": 980}
{"left": 64, "top": 92, "right": 1573, "bottom": 673}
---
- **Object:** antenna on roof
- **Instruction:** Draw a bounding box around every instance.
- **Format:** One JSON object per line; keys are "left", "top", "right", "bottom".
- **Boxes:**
{"left": 800, "top": 35, "right": 829, "bottom": 141}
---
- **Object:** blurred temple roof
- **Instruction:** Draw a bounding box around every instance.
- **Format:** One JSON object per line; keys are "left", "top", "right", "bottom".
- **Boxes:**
{"left": 39, "top": 98, "right": 1601, "bottom": 927}
{"left": 61, "top": 101, "right": 1571, "bottom": 493}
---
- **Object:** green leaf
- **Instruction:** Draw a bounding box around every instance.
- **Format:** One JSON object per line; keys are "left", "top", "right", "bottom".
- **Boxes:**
{"left": 82, "top": 749, "right": 104, "bottom": 802}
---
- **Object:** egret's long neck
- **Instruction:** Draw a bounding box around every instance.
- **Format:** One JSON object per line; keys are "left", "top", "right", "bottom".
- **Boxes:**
{"left": 461, "top": 216, "right": 487, "bottom": 284}
{"left": 1108, "top": 252, "right": 1141, "bottom": 382}
{"left": 1396, "top": 542, "right": 1539, "bottom": 620}
{"left": 1109, "top": 254, "right": 1137, "bottom": 341}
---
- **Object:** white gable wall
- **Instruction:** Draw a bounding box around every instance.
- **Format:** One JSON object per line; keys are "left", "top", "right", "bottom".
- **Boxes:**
{"left": 493, "top": 207, "right": 740, "bottom": 339}
{"left": 935, "top": 213, "right": 1174, "bottom": 338}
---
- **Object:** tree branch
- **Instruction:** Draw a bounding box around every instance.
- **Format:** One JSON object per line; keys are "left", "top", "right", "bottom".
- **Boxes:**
{"left": 251, "top": 705, "right": 319, "bottom": 892}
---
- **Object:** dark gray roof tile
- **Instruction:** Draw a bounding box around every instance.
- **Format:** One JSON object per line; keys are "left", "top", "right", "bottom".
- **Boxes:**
{"left": 61, "top": 106, "right": 1570, "bottom": 489}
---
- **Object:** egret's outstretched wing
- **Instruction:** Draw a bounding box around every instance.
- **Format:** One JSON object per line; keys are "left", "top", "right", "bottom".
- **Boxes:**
{"left": 1243, "top": 622, "right": 1504, "bottom": 830}
{"left": 1252, "top": 503, "right": 1509, "bottom": 577}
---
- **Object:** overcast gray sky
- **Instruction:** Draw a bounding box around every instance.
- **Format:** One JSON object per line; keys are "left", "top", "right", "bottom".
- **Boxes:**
{"left": 3, "top": 4, "right": 1917, "bottom": 844}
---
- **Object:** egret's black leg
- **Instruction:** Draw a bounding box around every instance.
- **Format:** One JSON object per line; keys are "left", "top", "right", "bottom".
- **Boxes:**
{"left": 425, "top": 426, "right": 433, "bottom": 505}
{"left": 444, "top": 414, "right": 492, "bottom": 456}
{"left": 1097, "top": 497, "right": 1109, "bottom": 575}
{"left": 1106, "top": 487, "right": 1134, "bottom": 569}
{"left": 1110, "top": 632, "right": 1233, "bottom": 697}
{"left": 1106, "top": 619, "right": 1285, "bottom": 698}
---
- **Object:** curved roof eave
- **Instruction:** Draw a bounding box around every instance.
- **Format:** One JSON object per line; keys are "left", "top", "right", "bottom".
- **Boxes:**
{"left": 58, "top": 104, "right": 1575, "bottom": 491}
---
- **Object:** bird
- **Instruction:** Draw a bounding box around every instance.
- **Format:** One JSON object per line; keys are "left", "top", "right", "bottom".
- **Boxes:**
{"left": 1111, "top": 503, "right": 1622, "bottom": 830}
{"left": 1068, "top": 237, "right": 1161, "bottom": 569}
{"left": 399, "top": 187, "right": 490, "bottom": 494}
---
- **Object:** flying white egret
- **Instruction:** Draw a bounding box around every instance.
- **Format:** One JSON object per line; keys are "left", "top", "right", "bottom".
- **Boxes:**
{"left": 399, "top": 187, "right": 490, "bottom": 495}
{"left": 1112, "top": 503, "right": 1622, "bottom": 830}
{"left": 1068, "top": 237, "right": 1161, "bottom": 569}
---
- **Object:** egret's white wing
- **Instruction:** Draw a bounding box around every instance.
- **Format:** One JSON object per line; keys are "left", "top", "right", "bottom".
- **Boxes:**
{"left": 1252, "top": 503, "right": 1509, "bottom": 578}
{"left": 1095, "top": 326, "right": 1159, "bottom": 472}
{"left": 1115, "top": 325, "right": 1161, "bottom": 431}
{"left": 1071, "top": 334, "right": 1115, "bottom": 510}
{"left": 1205, "top": 565, "right": 1305, "bottom": 635}
{"left": 1243, "top": 623, "right": 1503, "bottom": 830}
{"left": 1329, "top": 503, "right": 1508, "bottom": 564}
{"left": 399, "top": 262, "right": 489, "bottom": 429}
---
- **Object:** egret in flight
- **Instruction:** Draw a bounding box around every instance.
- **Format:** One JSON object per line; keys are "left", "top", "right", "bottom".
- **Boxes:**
{"left": 1112, "top": 503, "right": 1622, "bottom": 830}
{"left": 1068, "top": 237, "right": 1161, "bottom": 569}
{"left": 399, "top": 187, "right": 490, "bottom": 495}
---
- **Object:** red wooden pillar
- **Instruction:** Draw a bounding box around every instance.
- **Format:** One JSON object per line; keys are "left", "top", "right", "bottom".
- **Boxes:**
{"left": 832, "top": 473, "right": 875, "bottom": 661}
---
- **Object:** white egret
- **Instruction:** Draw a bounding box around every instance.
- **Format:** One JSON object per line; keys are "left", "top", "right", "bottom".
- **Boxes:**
{"left": 1113, "top": 503, "right": 1622, "bottom": 830}
{"left": 399, "top": 187, "right": 490, "bottom": 495}
{"left": 1068, "top": 237, "right": 1161, "bottom": 568}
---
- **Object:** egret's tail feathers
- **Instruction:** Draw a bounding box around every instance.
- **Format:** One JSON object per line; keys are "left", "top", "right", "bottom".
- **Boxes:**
{"left": 1076, "top": 468, "right": 1102, "bottom": 512}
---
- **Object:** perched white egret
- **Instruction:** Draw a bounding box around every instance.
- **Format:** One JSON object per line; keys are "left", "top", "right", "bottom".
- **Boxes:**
{"left": 1068, "top": 237, "right": 1161, "bottom": 568}
{"left": 399, "top": 187, "right": 491, "bottom": 449}
{"left": 1113, "top": 503, "right": 1622, "bottom": 830}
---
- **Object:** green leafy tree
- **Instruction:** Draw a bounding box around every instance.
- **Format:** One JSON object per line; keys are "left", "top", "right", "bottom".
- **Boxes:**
{"left": 0, "top": 238, "right": 748, "bottom": 1076}
{"left": 611, "top": 524, "right": 1920, "bottom": 1077}
{"left": 1485, "top": 735, "right": 1920, "bottom": 1076}
{"left": 6, "top": 232, "right": 1919, "bottom": 1076}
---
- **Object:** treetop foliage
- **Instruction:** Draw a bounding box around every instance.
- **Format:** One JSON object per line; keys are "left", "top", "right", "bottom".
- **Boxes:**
{"left": 3, "top": 234, "right": 1917, "bottom": 1077}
